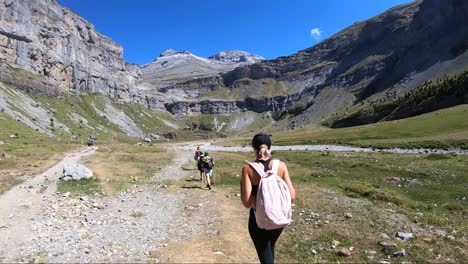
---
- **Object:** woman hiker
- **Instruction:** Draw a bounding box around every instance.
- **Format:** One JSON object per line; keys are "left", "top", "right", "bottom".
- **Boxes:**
{"left": 240, "top": 133, "right": 296, "bottom": 263}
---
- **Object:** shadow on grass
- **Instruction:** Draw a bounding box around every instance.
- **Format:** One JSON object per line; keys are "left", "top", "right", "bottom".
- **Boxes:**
{"left": 180, "top": 186, "right": 206, "bottom": 190}
{"left": 185, "top": 178, "right": 201, "bottom": 182}
{"left": 181, "top": 167, "right": 198, "bottom": 171}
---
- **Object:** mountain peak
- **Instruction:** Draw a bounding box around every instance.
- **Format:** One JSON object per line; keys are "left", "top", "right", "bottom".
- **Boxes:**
{"left": 159, "top": 49, "right": 192, "bottom": 58}
{"left": 208, "top": 50, "right": 264, "bottom": 64}
{"left": 160, "top": 49, "right": 177, "bottom": 57}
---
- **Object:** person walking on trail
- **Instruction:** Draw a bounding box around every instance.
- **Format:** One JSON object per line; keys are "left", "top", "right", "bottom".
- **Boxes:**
{"left": 201, "top": 151, "right": 215, "bottom": 190}
{"left": 240, "top": 133, "right": 296, "bottom": 264}
{"left": 197, "top": 152, "right": 205, "bottom": 181}
{"left": 194, "top": 146, "right": 203, "bottom": 162}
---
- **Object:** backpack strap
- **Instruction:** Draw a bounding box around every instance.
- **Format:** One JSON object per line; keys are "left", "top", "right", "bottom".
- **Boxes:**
{"left": 271, "top": 159, "right": 280, "bottom": 174}
{"left": 248, "top": 162, "right": 267, "bottom": 178}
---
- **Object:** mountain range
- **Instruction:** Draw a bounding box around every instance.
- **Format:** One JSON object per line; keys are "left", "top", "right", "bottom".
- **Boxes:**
{"left": 0, "top": 0, "right": 467, "bottom": 138}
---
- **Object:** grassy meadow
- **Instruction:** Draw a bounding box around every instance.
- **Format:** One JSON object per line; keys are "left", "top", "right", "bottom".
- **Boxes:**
{"left": 212, "top": 149, "right": 468, "bottom": 263}
{"left": 57, "top": 143, "right": 172, "bottom": 196}
{"left": 210, "top": 105, "right": 468, "bottom": 262}
{"left": 219, "top": 104, "right": 468, "bottom": 149}
{"left": 1, "top": 81, "right": 467, "bottom": 263}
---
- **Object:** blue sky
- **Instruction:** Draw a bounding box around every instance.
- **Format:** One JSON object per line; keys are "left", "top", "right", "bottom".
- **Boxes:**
{"left": 57, "top": 0, "right": 413, "bottom": 65}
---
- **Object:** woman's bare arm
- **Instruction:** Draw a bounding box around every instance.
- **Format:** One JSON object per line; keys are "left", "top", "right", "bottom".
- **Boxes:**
{"left": 281, "top": 162, "right": 296, "bottom": 201}
{"left": 240, "top": 164, "right": 254, "bottom": 208}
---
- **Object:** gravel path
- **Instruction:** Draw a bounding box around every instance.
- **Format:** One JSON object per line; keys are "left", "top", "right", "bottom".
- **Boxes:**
{"left": 153, "top": 150, "right": 193, "bottom": 181}
{"left": 0, "top": 147, "right": 97, "bottom": 262}
{"left": 0, "top": 146, "right": 220, "bottom": 263}
{"left": 180, "top": 142, "right": 468, "bottom": 155}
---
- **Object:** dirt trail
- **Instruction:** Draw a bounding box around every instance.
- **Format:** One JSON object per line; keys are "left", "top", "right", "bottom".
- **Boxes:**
{"left": 155, "top": 190, "right": 258, "bottom": 263}
{"left": 153, "top": 149, "right": 193, "bottom": 181}
{"left": 153, "top": 144, "right": 258, "bottom": 263}
{"left": 0, "top": 147, "right": 96, "bottom": 248}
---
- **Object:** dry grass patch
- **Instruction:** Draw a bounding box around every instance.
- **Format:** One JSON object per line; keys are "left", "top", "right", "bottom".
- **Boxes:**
{"left": 0, "top": 143, "right": 74, "bottom": 194}
{"left": 58, "top": 144, "right": 172, "bottom": 196}
{"left": 277, "top": 185, "right": 467, "bottom": 263}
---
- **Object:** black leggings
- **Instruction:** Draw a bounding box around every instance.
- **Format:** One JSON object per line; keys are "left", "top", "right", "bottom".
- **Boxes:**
{"left": 248, "top": 208, "right": 283, "bottom": 264}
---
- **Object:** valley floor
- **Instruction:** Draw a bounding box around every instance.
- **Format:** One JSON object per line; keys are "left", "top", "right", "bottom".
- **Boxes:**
{"left": 0, "top": 141, "right": 466, "bottom": 263}
{"left": 0, "top": 144, "right": 256, "bottom": 263}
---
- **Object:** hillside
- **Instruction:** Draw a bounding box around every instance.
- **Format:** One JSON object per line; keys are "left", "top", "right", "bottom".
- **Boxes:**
{"left": 218, "top": 0, "right": 468, "bottom": 124}
{"left": 0, "top": 81, "right": 183, "bottom": 144}
{"left": 0, "top": 0, "right": 467, "bottom": 136}
{"left": 326, "top": 68, "right": 468, "bottom": 128}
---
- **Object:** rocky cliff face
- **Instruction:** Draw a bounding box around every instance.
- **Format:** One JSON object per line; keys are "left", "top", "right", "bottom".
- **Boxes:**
{"left": 208, "top": 50, "right": 264, "bottom": 65}
{"left": 0, "top": 0, "right": 140, "bottom": 101}
{"left": 220, "top": 0, "right": 468, "bottom": 123}
{"left": 164, "top": 92, "right": 301, "bottom": 118}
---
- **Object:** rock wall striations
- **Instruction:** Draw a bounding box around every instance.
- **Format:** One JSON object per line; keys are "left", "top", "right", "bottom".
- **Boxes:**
{"left": 0, "top": 0, "right": 140, "bottom": 101}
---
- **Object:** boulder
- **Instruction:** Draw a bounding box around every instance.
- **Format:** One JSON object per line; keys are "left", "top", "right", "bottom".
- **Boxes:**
{"left": 379, "top": 233, "right": 391, "bottom": 240}
{"left": 338, "top": 248, "right": 351, "bottom": 257}
{"left": 392, "top": 248, "right": 406, "bottom": 257}
{"left": 149, "top": 134, "right": 161, "bottom": 140}
{"left": 395, "top": 232, "right": 414, "bottom": 241}
{"left": 61, "top": 164, "right": 94, "bottom": 181}
{"left": 379, "top": 241, "right": 397, "bottom": 253}
{"left": 384, "top": 177, "right": 401, "bottom": 184}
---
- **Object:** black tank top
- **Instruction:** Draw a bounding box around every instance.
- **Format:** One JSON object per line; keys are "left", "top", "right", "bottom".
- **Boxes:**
{"left": 252, "top": 159, "right": 271, "bottom": 196}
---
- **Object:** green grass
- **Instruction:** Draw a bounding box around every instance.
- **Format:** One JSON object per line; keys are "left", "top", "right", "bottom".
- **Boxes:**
{"left": 0, "top": 109, "right": 76, "bottom": 194}
{"left": 218, "top": 105, "right": 468, "bottom": 149}
{"left": 122, "top": 103, "right": 184, "bottom": 134}
{"left": 213, "top": 150, "right": 468, "bottom": 228}
{"left": 29, "top": 93, "right": 140, "bottom": 143}
{"left": 212, "top": 149, "right": 468, "bottom": 262}
{"left": 57, "top": 178, "right": 102, "bottom": 196}
{"left": 2, "top": 85, "right": 182, "bottom": 145}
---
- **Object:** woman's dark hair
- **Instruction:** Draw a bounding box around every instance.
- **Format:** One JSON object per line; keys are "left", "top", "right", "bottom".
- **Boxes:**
{"left": 251, "top": 133, "right": 272, "bottom": 150}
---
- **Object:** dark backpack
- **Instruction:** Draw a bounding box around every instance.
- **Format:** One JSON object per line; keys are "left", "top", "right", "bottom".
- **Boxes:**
{"left": 202, "top": 157, "right": 213, "bottom": 170}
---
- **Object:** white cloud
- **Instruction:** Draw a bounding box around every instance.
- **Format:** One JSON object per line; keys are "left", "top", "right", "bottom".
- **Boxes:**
{"left": 310, "top": 28, "right": 322, "bottom": 41}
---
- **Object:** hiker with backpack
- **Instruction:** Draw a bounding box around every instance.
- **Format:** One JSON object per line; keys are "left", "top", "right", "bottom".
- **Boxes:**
{"left": 196, "top": 151, "right": 205, "bottom": 181}
{"left": 194, "top": 146, "right": 203, "bottom": 162}
{"left": 240, "top": 133, "right": 296, "bottom": 264}
{"left": 201, "top": 151, "right": 215, "bottom": 190}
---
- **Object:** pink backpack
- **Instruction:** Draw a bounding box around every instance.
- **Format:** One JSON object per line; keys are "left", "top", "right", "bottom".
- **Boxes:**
{"left": 249, "top": 159, "right": 292, "bottom": 230}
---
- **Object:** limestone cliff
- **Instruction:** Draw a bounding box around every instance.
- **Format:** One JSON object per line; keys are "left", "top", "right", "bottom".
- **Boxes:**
{"left": 0, "top": 0, "right": 139, "bottom": 101}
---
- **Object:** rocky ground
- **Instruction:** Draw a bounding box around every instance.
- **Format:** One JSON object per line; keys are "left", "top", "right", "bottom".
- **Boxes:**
{"left": 0, "top": 147, "right": 228, "bottom": 263}
{"left": 2, "top": 142, "right": 465, "bottom": 263}
{"left": 182, "top": 141, "right": 468, "bottom": 155}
